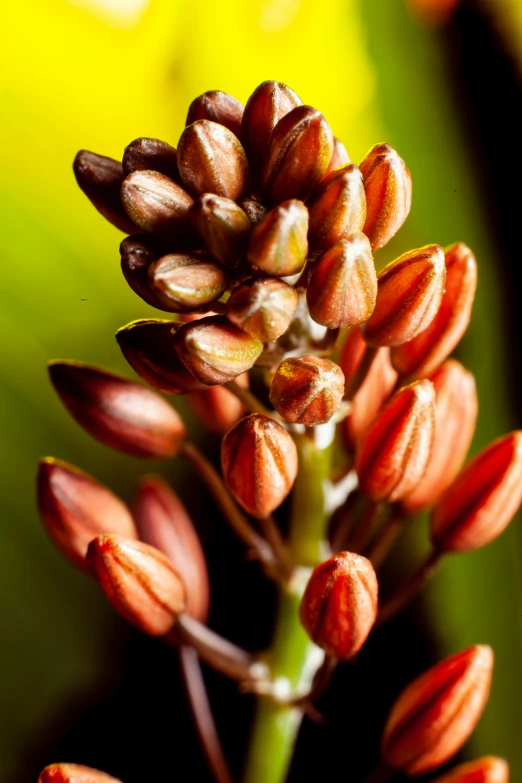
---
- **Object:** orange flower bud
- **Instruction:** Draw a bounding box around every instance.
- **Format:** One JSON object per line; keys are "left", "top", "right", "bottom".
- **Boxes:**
{"left": 37, "top": 458, "right": 137, "bottom": 570}
{"left": 187, "top": 372, "right": 249, "bottom": 434}
{"left": 39, "top": 764, "right": 122, "bottom": 783}
{"left": 73, "top": 150, "right": 136, "bottom": 234}
{"left": 392, "top": 242, "right": 478, "bottom": 378}
{"left": 221, "top": 414, "right": 298, "bottom": 517}
{"left": 431, "top": 431, "right": 522, "bottom": 552}
{"left": 87, "top": 535, "right": 186, "bottom": 636}
{"left": 122, "top": 137, "right": 180, "bottom": 182}
{"left": 343, "top": 347, "right": 398, "bottom": 447}
{"left": 402, "top": 360, "right": 478, "bottom": 514}
{"left": 382, "top": 645, "right": 494, "bottom": 776}
{"left": 247, "top": 199, "right": 308, "bottom": 277}
{"left": 432, "top": 757, "right": 509, "bottom": 783}
{"left": 355, "top": 380, "right": 435, "bottom": 502}
{"left": 148, "top": 252, "right": 229, "bottom": 313}
{"left": 307, "top": 164, "right": 366, "bottom": 250}
{"left": 359, "top": 142, "right": 412, "bottom": 252}
{"left": 119, "top": 234, "right": 166, "bottom": 309}
{"left": 190, "top": 193, "right": 251, "bottom": 269}
{"left": 323, "top": 137, "right": 351, "bottom": 177}
{"left": 186, "top": 90, "right": 244, "bottom": 138}
{"left": 49, "top": 361, "right": 186, "bottom": 458}
{"left": 226, "top": 276, "right": 299, "bottom": 342}
{"left": 338, "top": 326, "right": 367, "bottom": 384}
{"left": 269, "top": 356, "right": 345, "bottom": 426}
{"left": 361, "top": 244, "right": 446, "bottom": 347}
{"left": 299, "top": 551, "right": 378, "bottom": 659}
{"left": 306, "top": 234, "right": 377, "bottom": 328}
{"left": 120, "top": 170, "right": 194, "bottom": 237}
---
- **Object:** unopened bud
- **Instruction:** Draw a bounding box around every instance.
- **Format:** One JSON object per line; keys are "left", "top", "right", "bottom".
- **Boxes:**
{"left": 39, "top": 764, "right": 122, "bottom": 783}
{"left": 269, "top": 356, "right": 345, "bottom": 426}
{"left": 247, "top": 199, "right": 308, "bottom": 277}
{"left": 432, "top": 757, "right": 509, "bottom": 783}
{"left": 382, "top": 645, "right": 494, "bottom": 776}
{"left": 240, "top": 198, "right": 267, "bottom": 226}
{"left": 324, "top": 137, "right": 351, "bottom": 177}
{"left": 119, "top": 234, "right": 165, "bottom": 308}
{"left": 226, "top": 276, "right": 299, "bottom": 342}
{"left": 120, "top": 170, "right": 194, "bottom": 237}
{"left": 73, "top": 150, "right": 135, "bottom": 234}
{"left": 148, "top": 252, "right": 229, "bottom": 313}
{"left": 307, "top": 164, "right": 366, "bottom": 250}
{"left": 190, "top": 194, "right": 251, "bottom": 269}
{"left": 186, "top": 90, "right": 244, "bottom": 138}
{"left": 122, "top": 137, "right": 180, "bottom": 182}
{"left": 221, "top": 414, "right": 298, "bottom": 517}
{"left": 187, "top": 373, "right": 249, "bottom": 434}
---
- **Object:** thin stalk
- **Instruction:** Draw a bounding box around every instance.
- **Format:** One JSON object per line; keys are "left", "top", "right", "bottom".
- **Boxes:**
{"left": 376, "top": 549, "right": 443, "bottom": 626}
{"left": 348, "top": 498, "right": 381, "bottom": 553}
{"left": 225, "top": 381, "right": 274, "bottom": 417}
{"left": 259, "top": 515, "right": 293, "bottom": 583}
{"left": 344, "top": 344, "right": 378, "bottom": 401}
{"left": 367, "top": 509, "right": 407, "bottom": 570}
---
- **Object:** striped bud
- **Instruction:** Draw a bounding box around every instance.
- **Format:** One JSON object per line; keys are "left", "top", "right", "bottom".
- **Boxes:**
{"left": 49, "top": 361, "right": 186, "bottom": 458}
{"left": 432, "top": 757, "right": 509, "bottom": 783}
{"left": 343, "top": 346, "right": 398, "bottom": 447}
{"left": 392, "top": 242, "right": 478, "bottom": 378}
{"left": 382, "top": 645, "right": 494, "bottom": 776}
{"left": 269, "top": 356, "right": 345, "bottom": 426}
{"left": 324, "top": 137, "right": 351, "bottom": 177}
{"left": 226, "top": 276, "right": 299, "bottom": 342}
{"left": 37, "top": 458, "right": 137, "bottom": 570}
{"left": 221, "top": 414, "right": 298, "bottom": 517}
{"left": 307, "top": 164, "right": 366, "bottom": 250}
{"left": 148, "top": 252, "right": 228, "bottom": 313}
{"left": 360, "top": 142, "right": 412, "bottom": 252}
{"left": 87, "top": 535, "right": 186, "bottom": 636}
{"left": 39, "top": 764, "right": 122, "bottom": 783}
{"left": 73, "top": 150, "right": 135, "bottom": 234}
{"left": 300, "top": 552, "right": 378, "bottom": 659}
{"left": 247, "top": 199, "right": 308, "bottom": 277}
{"left": 122, "top": 137, "right": 180, "bottom": 182}
{"left": 187, "top": 373, "right": 249, "bottom": 434}
{"left": 306, "top": 234, "right": 377, "bottom": 329}
{"left": 120, "top": 170, "right": 194, "bottom": 237}
{"left": 361, "top": 244, "right": 446, "bottom": 347}
{"left": 431, "top": 431, "right": 522, "bottom": 552}
{"left": 190, "top": 194, "right": 251, "bottom": 269}
{"left": 186, "top": 90, "right": 244, "bottom": 138}
{"left": 355, "top": 380, "right": 435, "bottom": 502}
{"left": 119, "top": 234, "right": 166, "bottom": 309}
{"left": 240, "top": 198, "right": 267, "bottom": 227}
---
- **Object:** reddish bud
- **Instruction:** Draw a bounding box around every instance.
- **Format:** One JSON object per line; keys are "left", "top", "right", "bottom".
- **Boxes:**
{"left": 247, "top": 199, "right": 308, "bottom": 277}
{"left": 226, "top": 276, "right": 299, "bottom": 342}
{"left": 187, "top": 373, "right": 249, "bottom": 434}
{"left": 307, "top": 164, "right": 366, "bottom": 251}
{"left": 148, "top": 252, "right": 229, "bottom": 313}
{"left": 122, "top": 137, "right": 180, "bottom": 182}
{"left": 119, "top": 234, "right": 166, "bottom": 309}
{"left": 269, "top": 356, "right": 345, "bottom": 426}
{"left": 324, "top": 137, "right": 351, "bottom": 177}
{"left": 190, "top": 194, "right": 251, "bottom": 269}
{"left": 343, "top": 346, "right": 398, "bottom": 447}
{"left": 186, "top": 90, "right": 244, "bottom": 137}
{"left": 432, "top": 757, "right": 509, "bottom": 783}
{"left": 120, "top": 170, "right": 194, "bottom": 237}
{"left": 39, "top": 764, "right": 122, "bottom": 783}
{"left": 240, "top": 198, "right": 267, "bottom": 226}
{"left": 73, "top": 150, "right": 136, "bottom": 234}
{"left": 338, "top": 326, "right": 367, "bottom": 384}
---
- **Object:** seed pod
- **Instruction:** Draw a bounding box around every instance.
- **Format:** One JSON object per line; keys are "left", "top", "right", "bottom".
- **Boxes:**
{"left": 300, "top": 552, "right": 378, "bottom": 659}
{"left": 269, "top": 356, "right": 345, "bottom": 426}
{"left": 392, "top": 242, "right": 478, "bottom": 378}
{"left": 187, "top": 373, "right": 249, "bottom": 434}
{"left": 361, "top": 244, "right": 446, "bottom": 347}
{"left": 122, "top": 137, "right": 180, "bottom": 182}
{"left": 432, "top": 756, "right": 509, "bottom": 783}
{"left": 186, "top": 90, "right": 244, "bottom": 138}
{"left": 174, "top": 315, "right": 263, "bottom": 385}
{"left": 73, "top": 150, "right": 136, "bottom": 234}
{"left": 221, "top": 414, "right": 298, "bottom": 517}
{"left": 308, "top": 165, "right": 366, "bottom": 250}
{"left": 355, "top": 380, "right": 435, "bottom": 502}
{"left": 240, "top": 198, "right": 267, "bottom": 227}
{"left": 402, "top": 360, "right": 478, "bottom": 514}
{"left": 37, "top": 458, "right": 137, "bottom": 570}
{"left": 134, "top": 475, "right": 209, "bottom": 622}
{"left": 324, "top": 137, "right": 351, "bottom": 177}
{"left": 177, "top": 120, "right": 249, "bottom": 201}
{"left": 148, "top": 252, "right": 228, "bottom": 313}
{"left": 343, "top": 347, "right": 398, "bottom": 447}
{"left": 49, "top": 361, "right": 186, "bottom": 458}
{"left": 360, "top": 142, "right": 412, "bottom": 252}
{"left": 190, "top": 194, "right": 251, "bottom": 269}
{"left": 119, "top": 234, "right": 166, "bottom": 308}
{"left": 226, "top": 276, "right": 299, "bottom": 342}
{"left": 39, "top": 764, "right": 122, "bottom": 783}
{"left": 307, "top": 234, "right": 377, "bottom": 329}
{"left": 120, "top": 170, "right": 194, "bottom": 237}
{"left": 431, "top": 431, "right": 522, "bottom": 552}
{"left": 87, "top": 535, "right": 186, "bottom": 636}
{"left": 262, "top": 105, "right": 334, "bottom": 204}
{"left": 381, "top": 645, "right": 494, "bottom": 776}
{"left": 247, "top": 199, "right": 308, "bottom": 277}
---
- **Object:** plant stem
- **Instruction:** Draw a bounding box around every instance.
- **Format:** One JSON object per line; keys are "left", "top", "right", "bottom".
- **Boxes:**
{"left": 348, "top": 498, "right": 381, "bottom": 553}
{"left": 225, "top": 381, "right": 274, "bottom": 417}
{"left": 367, "top": 508, "right": 407, "bottom": 569}
{"left": 376, "top": 549, "right": 443, "bottom": 626}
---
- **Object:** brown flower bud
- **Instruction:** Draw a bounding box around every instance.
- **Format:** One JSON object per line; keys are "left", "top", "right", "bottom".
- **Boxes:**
{"left": 177, "top": 120, "right": 249, "bottom": 201}
{"left": 120, "top": 170, "right": 194, "bottom": 237}
{"left": 306, "top": 234, "right": 377, "bottom": 329}
{"left": 324, "top": 137, "right": 351, "bottom": 177}
{"left": 432, "top": 757, "right": 509, "bottom": 783}
{"left": 430, "top": 431, "right": 522, "bottom": 552}
{"left": 361, "top": 244, "right": 446, "bottom": 347}
{"left": 355, "top": 380, "right": 435, "bottom": 502}
{"left": 174, "top": 315, "right": 263, "bottom": 385}
{"left": 221, "top": 414, "right": 298, "bottom": 517}
{"left": 39, "top": 764, "right": 122, "bottom": 783}
{"left": 247, "top": 199, "right": 308, "bottom": 277}
{"left": 119, "top": 234, "right": 166, "bottom": 308}
{"left": 186, "top": 90, "right": 244, "bottom": 138}
{"left": 299, "top": 552, "right": 378, "bottom": 659}
{"left": 190, "top": 194, "right": 251, "bottom": 269}
{"left": 391, "top": 242, "right": 478, "bottom": 378}
{"left": 269, "top": 356, "right": 345, "bottom": 426}
{"left": 402, "top": 360, "right": 478, "bottom": 514}
{"left": 187, "top": 373, "right": 249, "bottom": 434}
{"left": 122, "top": 137, "right": 180, "bottom": 182}
{"left": 73, "top": 150, "right": 136, "bottom": 234}
{"left": 262, "top": 105, "right": 334, "bottom": 204}
{"left": 307, "top": 164, "right": 366, "bottom": 250}
{"left": 148, "top": 252, "right": 229, "bottom": 313}
{"left": 360, "top": 142, "right": 412, "bottom": 252}
{"left": 37, "top": 458, "right": 137, "bottom": 570}
{"left": 240, "top": 198, "right": 267, "bottom": 226}
{"left": 134, "top": 475, "right": 209, "bottom": 622}
{"left": 343, "top": 347, "right": 398, "bottom": 447}
{"left": 49, "top": 361, "right": 186, "bottom": 458}
{"left": 87, "top": 535, "right": 186, "bottom": 636}
{"left": 226, "top": 276, "right": 299, "bottom": 342}
{"left": 381, "top": 645, "right": 494, "bottom": 776}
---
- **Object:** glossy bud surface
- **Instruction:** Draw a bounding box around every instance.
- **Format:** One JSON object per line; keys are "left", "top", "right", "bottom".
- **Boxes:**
{"left": 247, "top": 199, "right": 308, "bottom": 277}
{"left": 269, "top": 356, "right": 345, "bottom": 426}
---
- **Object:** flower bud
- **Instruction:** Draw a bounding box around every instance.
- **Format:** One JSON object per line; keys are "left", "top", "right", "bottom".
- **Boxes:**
{"left": 262, "top": 105, "right": 334, "bottom": 204}
{"left": 381, "top": 645, "right": 494, "bottom": 776}
{"left": 430, "top": 431, "right": 522, "bottom": 552}
{"left": 306, "top": 234, "right": 377, "bottom": 328}
{"left": 174, "top": 315, "right": 263, "bottom": 385}
{"left": 391, "top": 242, "right": 478, "bottom": 378}
{"left": 148, "top": 252, "right": 229, "bottom": 313}
{"left": 187, "top": 373, "right": 249, "bottom": 434}
{"left": 324, "top": 137, "right": 351, "bottom": 177}
{"left": 49, "top": 361, "right": 186, "bottom": 457}
{"left": 87, "top": 535, "right": 186, "bottom": 636}
{"left": 177, "top": 120, "right": 249, "bottom": 201}
{"left": 120, "top": 170, "right": 194, "bottom": 237}
{"left": 360, "top": 142, "right": 412, "bottom": 251}
{"left": 355, "top": 380, "right": 435, "bottom": 502}
{"left": 307, "top": 164, "right": 366, "bottom": 250}
{"left": 226, "top": 276, "right": 299, "bottom": 342}
{"left": 73, "top": 150, "right": 136, "bottom": 234}
{"left": 432, "top": 757, "right": 509, "bottom": 783}
{"left": 361, "top": 244, "right": 446, "bottom": 347}
{"left": 269, "top": 356, "right": 345, "bottom": 426}
{"left": 402, "top": 360, "right": 477, "bottom": 513}
{"left": 221, "top": 414, "right": 298, "bottom": 517}
{"left": 240, "top": 198, "right": 267, "bottom": 226}
{"left": 299, "top": 552, "right": 378, "bottom": 659}
{"left": 134, "top": 475, "right": 209, "bottom": 622}
{"left": 119, "top": 234, "right": 165, "bottom": 308}
{"left": 247, "top": 199, "right": 308, "bottom": 277}
{"left": 190, "top": 194, "right": 251, "bottom": 269}
{"left": 39, "top": 764, "right": 122, "bottom": 783}
{"left": 122, "top": 137, "right": 180, "bottom": 182}
{"left": 37, "top": 458, "right": 137, "bottom": 570}
{"left": 343, "top": 347, "right": 398, "bottom": 447}
{"left": 186, "top": 90, "right": 244, "bottom": 138}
